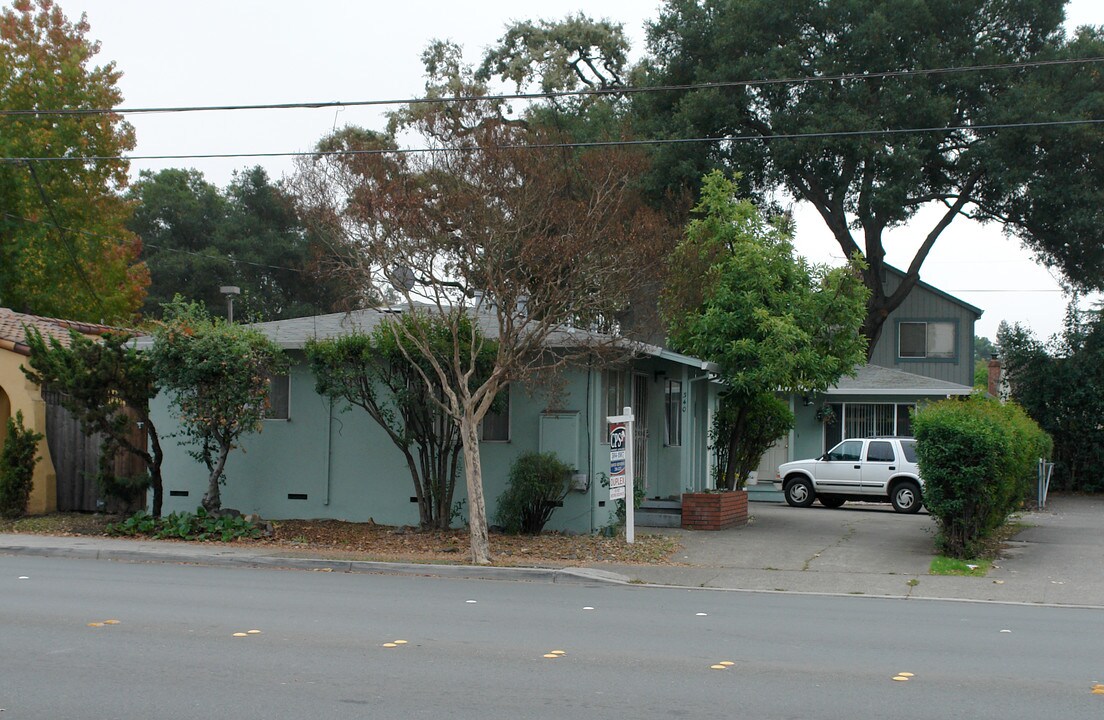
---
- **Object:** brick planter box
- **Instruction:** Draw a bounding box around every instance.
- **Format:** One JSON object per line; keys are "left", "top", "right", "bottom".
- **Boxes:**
{"left": 681, "top": 490, "right": 748, "bottom": 531}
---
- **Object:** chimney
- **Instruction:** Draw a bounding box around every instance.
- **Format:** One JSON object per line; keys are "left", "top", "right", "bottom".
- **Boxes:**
{"left": 987, "top": 354, "right": 1001, "bottom": 399}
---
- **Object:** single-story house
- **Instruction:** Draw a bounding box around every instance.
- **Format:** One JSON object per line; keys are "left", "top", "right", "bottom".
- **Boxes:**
{"left": 151, "top": 309, "right": 725, "bottom": 534}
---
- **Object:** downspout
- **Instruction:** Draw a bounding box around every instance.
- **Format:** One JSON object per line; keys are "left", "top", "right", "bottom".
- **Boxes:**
{"left": 324, "top": 397, "right": 334, "bottom": 506}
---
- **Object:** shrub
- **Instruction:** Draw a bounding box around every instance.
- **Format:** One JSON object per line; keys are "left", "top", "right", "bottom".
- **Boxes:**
{"left": 494, "top": 452, "right": 573, "bottom": 534}
{"left": 913, "top": 394, "right": 1050, "bottom": 558}
{"left": 0, "top": 411, "right": 44, "bottom": 518}
{"left": 106, "top": 507, "right": 263, "bottom": 542}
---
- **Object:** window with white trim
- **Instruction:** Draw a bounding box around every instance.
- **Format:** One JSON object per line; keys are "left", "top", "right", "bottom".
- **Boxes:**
{"left": 824, "top": 402, "right": 915, "bottom": 449}
{"left": 603, "top": 369, "right": 627, "bottom": 441}
{"left": 899, "top": 321, "right": 955, "bottom": 359}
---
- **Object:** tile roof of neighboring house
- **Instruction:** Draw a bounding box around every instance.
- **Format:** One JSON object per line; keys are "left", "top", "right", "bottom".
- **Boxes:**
{"left": 0, "top": 307, "right": 124, "bottom": 357}
{"left": 825, "top": 363, "right": 974, "bottom": 396}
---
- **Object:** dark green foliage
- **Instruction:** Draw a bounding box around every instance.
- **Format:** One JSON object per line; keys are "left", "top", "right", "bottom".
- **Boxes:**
{"left": 106, "top": 507, "right": 263, "bottom": 542}
{"left": 0, "top": 411, "right": 43, "bottom": 518}
{"left": 21, "top": 328, "right": 166, "bottom": 515}
{"left": 494, "top": 452, "right": 573, "bottom": 535}
{"left": 306, "top": 313, "right": 498, "bottom": 530}
{"left": 149, "top": 298, "right": 288, "bottom": 512}
{"left": 128, "top": 166, "right": 351, "bottom": 322}
{"left": 663, "top": 172, "right": 868, "bottom": 490}
{"left": 636, "top": 0, "right": 1104, "bottom": 348}
{"left": 998, "top": 308, "right": 1104, "bottom": 491}
{"left": 711, "top": 392, "right": 793, "bottom": 490}
{"left": 913, "top": 395, "right": 1050, "bottom": 558}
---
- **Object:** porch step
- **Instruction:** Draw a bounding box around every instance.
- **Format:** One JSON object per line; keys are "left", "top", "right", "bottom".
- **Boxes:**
{"left": 636, "top": 500, "right": 683, "bottom": 528}
{"left": 747, "top": 483, "right": 785, "bottom": 503}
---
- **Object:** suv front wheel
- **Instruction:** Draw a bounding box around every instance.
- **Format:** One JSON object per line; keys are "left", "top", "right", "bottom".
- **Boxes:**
{"left": 784, "top": 477, "right": 816, "bottom": 508}
{"left": 890, "top": 481, "right": 922, "bottom": 514}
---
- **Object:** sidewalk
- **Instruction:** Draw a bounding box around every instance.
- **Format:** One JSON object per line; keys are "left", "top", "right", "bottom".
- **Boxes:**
{"left": 2, "top": 495, "right": 1102, "bottom": 607}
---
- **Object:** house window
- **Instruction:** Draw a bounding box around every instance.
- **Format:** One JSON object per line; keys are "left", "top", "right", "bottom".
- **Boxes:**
{"left": 480, "top": 390, "right": 510, "bottom": 442}
{"left": 899, "top": 321, "right": 956, "bottom": 359}
{"left": 664, "top": 379, "right": 683, "bottom": 447}
{"left": 604, "top": 369, "right": 628, "bottom": 440}
{"left": 824, "top": 402, "right": 915, "bottom": 449}
{"left": 265, "top": 372, "right": 290, "bottom": 420}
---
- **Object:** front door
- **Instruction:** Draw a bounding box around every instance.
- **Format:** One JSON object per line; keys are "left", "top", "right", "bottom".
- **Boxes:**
{"left": 632, "top": 373, "right": 649, "bottom": 493}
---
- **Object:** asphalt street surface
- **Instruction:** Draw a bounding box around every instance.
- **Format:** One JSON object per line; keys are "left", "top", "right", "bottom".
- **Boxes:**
{"left": 3, "top": 555, "right": 1103, "bottom": 719}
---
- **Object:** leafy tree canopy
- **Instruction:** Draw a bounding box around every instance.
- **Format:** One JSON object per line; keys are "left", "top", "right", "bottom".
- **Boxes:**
{"left": 128, "top": 166, "right": 351, "bottom": 322}
{"left": 0, "top": 0, "right": 147, "bottom": 322}
{"left": 148, "top": 298, "right": 287, "bottom": 511}
{"left": 662, "top": 172, "right": 870, "bottom": 488}
{"left": 636, "top": 0, "right": 1104, "bottom": 348}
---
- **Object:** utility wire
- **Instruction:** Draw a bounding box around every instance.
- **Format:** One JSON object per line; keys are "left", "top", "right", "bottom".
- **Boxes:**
{"left": 1, "top": 117, "right": 1100, "bottom": 164}
{"left": 0, "top": 56, "right": 1100, "bottom": 117}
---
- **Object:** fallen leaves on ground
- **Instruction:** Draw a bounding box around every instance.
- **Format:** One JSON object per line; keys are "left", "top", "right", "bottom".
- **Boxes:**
{"left": 1, "top": 513, "right": 681, "bottom": 567}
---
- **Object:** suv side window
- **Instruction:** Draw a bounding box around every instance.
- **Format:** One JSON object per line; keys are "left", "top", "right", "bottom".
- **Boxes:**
{"left": 900, "top": 440, "right": 918, "bottom": 463}
{"left": 867, "top": 441, "right": 895, "bottom": 463}
{"left": 827, "top": 440, "right": 863, "bottom": 462}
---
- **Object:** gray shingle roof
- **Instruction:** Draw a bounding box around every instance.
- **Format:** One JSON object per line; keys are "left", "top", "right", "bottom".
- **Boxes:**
{"left": 825, "top": 363, "right": 973, "bottom": 396}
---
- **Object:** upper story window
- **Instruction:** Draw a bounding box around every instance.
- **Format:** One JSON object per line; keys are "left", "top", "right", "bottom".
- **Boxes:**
{"left": 899, "top": 321, "right": 955, "bottom": 360}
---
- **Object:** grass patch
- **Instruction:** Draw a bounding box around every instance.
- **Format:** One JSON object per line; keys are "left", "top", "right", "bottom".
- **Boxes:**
{"left": 930, "top": 556, "right": 991, "bottom": 576}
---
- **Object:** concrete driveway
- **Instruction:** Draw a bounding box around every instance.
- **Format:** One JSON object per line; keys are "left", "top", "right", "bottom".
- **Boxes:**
{"left": 600, "top": 494, "right": 1104, "bottom": 606}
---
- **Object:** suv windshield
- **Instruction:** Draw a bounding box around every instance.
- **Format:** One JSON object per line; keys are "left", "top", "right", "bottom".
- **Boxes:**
{"left": 900, "top": 439, "right": 918, "bottom": 463}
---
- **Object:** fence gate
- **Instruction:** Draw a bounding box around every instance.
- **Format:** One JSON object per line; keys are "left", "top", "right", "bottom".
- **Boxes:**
{"left": 43, "top": 393, "right": 146, "bottom": 513}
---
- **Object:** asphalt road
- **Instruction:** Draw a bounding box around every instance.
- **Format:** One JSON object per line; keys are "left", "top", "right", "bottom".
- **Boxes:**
{"left": 3, "top": 556, "right": 1102, "bottom": 719}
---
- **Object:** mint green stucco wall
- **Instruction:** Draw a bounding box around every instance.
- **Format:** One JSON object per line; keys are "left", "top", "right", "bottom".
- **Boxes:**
{"left": 152, "top": 352, "right": 716, "bottom": 534}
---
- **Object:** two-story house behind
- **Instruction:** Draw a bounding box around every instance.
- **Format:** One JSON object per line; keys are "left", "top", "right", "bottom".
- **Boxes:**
{"left": 747, "top": 266, "right": 981, "bottom": 500}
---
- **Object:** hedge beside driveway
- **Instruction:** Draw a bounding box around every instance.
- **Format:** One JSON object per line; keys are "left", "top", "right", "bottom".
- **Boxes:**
{"left": 913, "top": 394, "right": 1051, "bottom": 558}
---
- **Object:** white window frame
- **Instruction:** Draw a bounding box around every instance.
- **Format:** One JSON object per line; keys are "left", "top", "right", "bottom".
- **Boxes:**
{"left": 664, "top": 379, "right": 683, "bottom": 447}
{"left": 264, "top": 372, "right": 290, "bottom": 421}
{"left": 898, "top": 320, "right": 956, "bottom": 360}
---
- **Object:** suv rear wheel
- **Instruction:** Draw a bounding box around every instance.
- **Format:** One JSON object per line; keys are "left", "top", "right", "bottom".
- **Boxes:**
{"left": 784, "top": 477, "right": 816, "bottom": 508}
{"left": 890, "top": 481, "right": 922, "bottom": 514}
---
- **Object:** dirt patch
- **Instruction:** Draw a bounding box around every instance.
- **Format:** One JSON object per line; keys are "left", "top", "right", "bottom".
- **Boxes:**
{"left": 1, "top": 513, "right": 681, "bottom": 567}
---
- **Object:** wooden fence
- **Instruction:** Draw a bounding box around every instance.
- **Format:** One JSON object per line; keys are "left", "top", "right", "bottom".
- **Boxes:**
{"left": 42, "top": 392, "right": 147, "bottom": 514}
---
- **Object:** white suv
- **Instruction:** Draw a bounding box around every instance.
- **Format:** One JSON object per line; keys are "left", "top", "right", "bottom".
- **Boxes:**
{"left": 774, "top": 437, "right": 923, "bottom": 513}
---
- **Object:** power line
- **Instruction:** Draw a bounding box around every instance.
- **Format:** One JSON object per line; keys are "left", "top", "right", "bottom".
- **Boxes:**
{"left": 0, "top": 56, "right": 1100, "bottom": 118}
{"left": 1, "top": 117, "right": 1100, "bottom": 164}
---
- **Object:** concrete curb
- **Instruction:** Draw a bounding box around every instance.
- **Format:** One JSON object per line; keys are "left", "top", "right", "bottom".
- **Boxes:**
{"left": 0, "top": 543, "right": 633, "bottom": 585}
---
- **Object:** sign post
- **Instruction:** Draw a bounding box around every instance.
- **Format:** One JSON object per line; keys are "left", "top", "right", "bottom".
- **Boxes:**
{"left": 607, "top": 406, "right": 635, "bottom": 544}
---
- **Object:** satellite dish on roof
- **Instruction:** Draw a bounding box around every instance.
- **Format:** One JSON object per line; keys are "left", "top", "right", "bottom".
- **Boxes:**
{"left": 390, "top": 265, "right": 416, "bottom": 292}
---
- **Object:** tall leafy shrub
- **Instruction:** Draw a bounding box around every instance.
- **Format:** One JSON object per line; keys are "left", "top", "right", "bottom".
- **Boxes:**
{"left": 494, "top": 452, "right": 573, "bottom": 534}
{"left": 0, "top": 411, "right": 44, "bottom": 518}
{"left": 913, "top": 395, "right": 1050, "bottom": 558}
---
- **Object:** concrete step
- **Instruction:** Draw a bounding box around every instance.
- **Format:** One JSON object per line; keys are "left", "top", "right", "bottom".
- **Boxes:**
{"left": 635, "top": 503, "right": 683, "bottom": 528}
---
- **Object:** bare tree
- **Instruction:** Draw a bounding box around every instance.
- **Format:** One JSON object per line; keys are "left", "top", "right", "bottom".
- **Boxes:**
{"left": 292, "top": 44, "right": 671, "bottom": 564}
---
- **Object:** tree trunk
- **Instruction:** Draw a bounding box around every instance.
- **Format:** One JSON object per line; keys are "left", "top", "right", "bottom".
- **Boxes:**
{"left": 202, "top": 442, "right": 231, "bottom": 512}
{"left": 459, "top": 415, "right": 491, "bottom": 565}
{"left": 146, "top": 416, "right": 164, "bottom": 517}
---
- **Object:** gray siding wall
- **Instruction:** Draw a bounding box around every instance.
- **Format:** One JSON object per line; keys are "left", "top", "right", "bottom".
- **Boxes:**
{"left": 868, "top": 271, "right": 978, "bottom": 386}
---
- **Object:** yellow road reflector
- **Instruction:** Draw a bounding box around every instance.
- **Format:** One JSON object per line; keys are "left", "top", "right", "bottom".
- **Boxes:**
{"left": 543, "top": 654, "right": 559, "bottom": 658}
{"left": 710, "top": 665, "right": 727, "bottom": 670}
{"left": 898, "top": 672, "right": 914, "bottom": 677}
{"left": 233, "top": 633, "right": 248, "bottom": 637}
{"left": 892, "top": 676, "right": 910, "bottom": 682}
{"left": 1092, "top": 684, "right": 1104, "bottom": 694}
{"left": 247, "top": 630, "right": 261, "bottom": 634}
{"left": 393, "top": 640, "right": 407, "bottom": 644}
{"left": 719, "top": 661, "right": 735, "bottom": 667}
{"left": 87, "top": 622, "right": 104, "bottom": 627}
{"left": 550, "top": 650, "right": 565, "bottom": 655}
{"left": 382, "top": 643, "right": 398, "bottom": 648}
{"left": 103, "top": 620, "right": 120, "bottom": 625}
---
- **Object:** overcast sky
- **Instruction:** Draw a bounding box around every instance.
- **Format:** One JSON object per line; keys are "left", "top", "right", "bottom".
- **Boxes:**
{"left": 63, "top": 0, "right": 1103, "bottom": 340}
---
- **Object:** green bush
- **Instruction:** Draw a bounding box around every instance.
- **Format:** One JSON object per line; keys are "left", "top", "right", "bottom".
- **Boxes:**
{"left": 494, "top": 452, "right": 573, "bottom": 534}
{"left": 106, "top": 507, "right": 263, "bottom": 542}
{"left": 913, "top": 394, "right": 1051, "bottom": 558}
{"left": 0, "top": 411, "right": 44, "bottom": 518}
